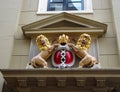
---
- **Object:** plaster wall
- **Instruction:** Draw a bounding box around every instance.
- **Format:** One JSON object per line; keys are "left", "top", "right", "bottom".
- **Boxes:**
{"left": 0, "top": 0, "right": 23, "bottom": 92}
{"left": 111, "top": 0, "right": 120, "bottom": 65}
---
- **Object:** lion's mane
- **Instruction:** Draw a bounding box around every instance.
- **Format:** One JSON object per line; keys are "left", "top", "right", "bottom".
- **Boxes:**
{"left": 36, "top": 34, "right": 51, "bottom": 51}
{"left": 76, "top": 33, "right": 91, "bottom": 50}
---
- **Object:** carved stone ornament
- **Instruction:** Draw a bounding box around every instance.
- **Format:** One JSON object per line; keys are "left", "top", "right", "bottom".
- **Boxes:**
{"left": 27, "top": 33, "right": 101, "bottom": 69}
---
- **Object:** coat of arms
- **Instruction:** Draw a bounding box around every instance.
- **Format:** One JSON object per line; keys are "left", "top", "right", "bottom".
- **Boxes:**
{"left": 26, "top": 33, "right": 100, "bottom": 69}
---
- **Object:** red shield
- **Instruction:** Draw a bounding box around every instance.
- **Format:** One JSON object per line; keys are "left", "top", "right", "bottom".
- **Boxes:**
{"left": 52, "top": 49, "right": 75, "bottom": 67}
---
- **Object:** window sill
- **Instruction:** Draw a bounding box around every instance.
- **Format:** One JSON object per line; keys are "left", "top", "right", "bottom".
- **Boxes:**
{"left": 36, "top": 10, "right": 93, "bottom": 15}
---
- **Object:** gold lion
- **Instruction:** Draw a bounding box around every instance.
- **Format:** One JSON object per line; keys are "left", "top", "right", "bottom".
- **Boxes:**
{"left": 68, "top": 33, "right": 98, "bottom": 68}
{"left": 30, "top": 34, "right": 58, "bottom": 68}
{"left": 76, "top": 33, "right": 91, "bottom": 50}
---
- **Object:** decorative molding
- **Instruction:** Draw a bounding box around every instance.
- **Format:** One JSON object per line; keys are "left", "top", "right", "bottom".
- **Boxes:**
{"left": 93, "top": 88, "right": 108, "bottom": 92}
{"left": 22, "top": 12, "right": 107, "bottom": 38}
{"left": 1, "top": 69, "right": 120, "bottom": 92}
{"left": 1, "top": 69, "right": 120, "bottom": 77}
{"left": 37, "top": 77, "right": 46, "bottom": 87}
{"left": 57, "top": 77, "right": 66, "bottom": 87}
{"left": 76, "top": 77, "right": 86, "bottom": 87}
{"left": 17, "top": 78, "right": 27, "bottom": 87}
{"left": 95, "top": 78, "right": 106, "bottom": 87}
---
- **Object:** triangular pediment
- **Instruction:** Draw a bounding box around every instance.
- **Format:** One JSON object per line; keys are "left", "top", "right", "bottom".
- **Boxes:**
{"left": 42, "top": 20, "right": 88, "bottom": 28}
{"left": 22, "top": 12, "right": 107, "bottom": 38}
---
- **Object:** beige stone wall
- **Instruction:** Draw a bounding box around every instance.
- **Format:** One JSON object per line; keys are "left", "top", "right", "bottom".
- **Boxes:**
{"left": 10, "top": 0, "right": 49, "bottom": 69}
{"left": 10, "top": 0, "right": 119, "bottom": 69}
{"left": 92, "top": 0, "right": 119, "bottom": 68}
{"left": 111, "top": 0, "right": 120, "bottom": 66}
{"left": 0, "top": 0, "right": 23, "bottom": 91}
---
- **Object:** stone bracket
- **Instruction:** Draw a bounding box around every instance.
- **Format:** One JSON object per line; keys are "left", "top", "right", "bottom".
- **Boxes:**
{"left": 17, "top": 78, "right": 27, "bottom": 87}
{"left": 76, "top": 77, "right": 86, "bottom": 87}
{"left": 57, "top": 77, "right": 66, "bottom": 87}
{"left": 36, "top": 77, "right": 46, "bottom": 87}
{"left": 95, "top": 77, "right": 106, "bottom": 87}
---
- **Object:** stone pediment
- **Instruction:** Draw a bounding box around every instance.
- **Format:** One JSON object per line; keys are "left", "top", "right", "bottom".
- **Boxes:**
{"left": 22, "top": 12, "right": 107, "bottom": 38}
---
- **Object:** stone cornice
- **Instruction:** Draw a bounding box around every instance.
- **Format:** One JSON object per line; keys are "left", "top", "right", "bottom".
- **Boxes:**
{"left": 1, "top": 69, "right": 120, "bottom": 92}
{"left": 22, "top": 12, "right": 107, "bottom": 38}
{"left": 1, "top": 69, "right": 120, "bottom": 77}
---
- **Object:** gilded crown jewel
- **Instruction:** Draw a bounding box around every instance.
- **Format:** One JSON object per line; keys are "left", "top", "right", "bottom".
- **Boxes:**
{"left": 58, "top": 34, "right": 70, "bottom": 44}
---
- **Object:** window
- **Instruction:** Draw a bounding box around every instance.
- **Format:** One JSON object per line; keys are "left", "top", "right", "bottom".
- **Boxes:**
{"left": 37, "top": 0, "right": 93, "bottom": 14}
{"left": 47, "top": 0, "right": 84, "bottom": 11}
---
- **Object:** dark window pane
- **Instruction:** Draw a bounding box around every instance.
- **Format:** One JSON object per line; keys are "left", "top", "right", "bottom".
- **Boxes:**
{"left": 48, "top": 0, "right": 84, "bottom": 11}
{"left": 50, "top": 0, "right": 63, "bottom": 2}
{"left": 49, "top": 3, "right": 63, "bottom": 11}
{"left": 68, "top": 3, "right": 82, "bottom": 10}
{"left": 68, "top": 0, "right": 82, "bottom": 2}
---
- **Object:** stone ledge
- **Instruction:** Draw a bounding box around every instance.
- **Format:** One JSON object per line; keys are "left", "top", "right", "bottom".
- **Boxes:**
{"left": 1, "top": 69, "right": 120, "bottom": 77}
{"left": 1, "top": 69, "right": 120, "bottom": 92}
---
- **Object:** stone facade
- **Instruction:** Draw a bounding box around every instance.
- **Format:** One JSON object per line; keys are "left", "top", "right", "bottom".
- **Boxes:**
{"left": 0, "top": 0, "right": 120, "bottom": 92}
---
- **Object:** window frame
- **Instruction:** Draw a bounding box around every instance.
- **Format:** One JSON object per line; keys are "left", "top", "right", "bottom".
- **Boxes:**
{"left": 37, "top": 0, "right": 93, "bottom": 14}
{"left": 47, "top": 0, "right": 84, "bottom": 11}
